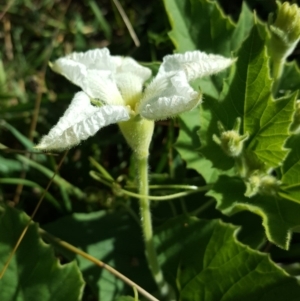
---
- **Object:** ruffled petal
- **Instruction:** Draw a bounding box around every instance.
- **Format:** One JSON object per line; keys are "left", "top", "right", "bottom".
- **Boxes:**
{"left": 63, "top": 48, "right": 112, "bottom": 70}
{"left": 139, "top": 71, "right": 201, "bottom": 120}
{"left": 36, "top": 92, "right": 130, "bottom": 151}
{"left": 50, "top": 59, "right": 87, "bottom": 89}
{"left": 161, "top": 51, "right": 235, "bottom": 81}
{"left": 51, "top": 49, "right": 124, "bottom": 105}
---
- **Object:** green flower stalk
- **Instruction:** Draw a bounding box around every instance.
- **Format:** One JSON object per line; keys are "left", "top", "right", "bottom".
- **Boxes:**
{"left": 268, "top": 1, "right": 300, "bottom": 93}
{"left": 36, "top": 48, "right": 234, "bottom": 299}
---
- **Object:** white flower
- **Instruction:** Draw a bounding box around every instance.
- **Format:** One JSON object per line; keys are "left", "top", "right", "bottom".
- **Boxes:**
{"left": 36, "top": 48, "right": 234, "bottom": 151}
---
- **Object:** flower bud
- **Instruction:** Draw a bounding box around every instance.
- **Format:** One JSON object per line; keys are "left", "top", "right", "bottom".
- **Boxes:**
{"left": 245, "top": 171, "right": 281, "bottom": 197}
{"left": 268, "top": 2, "right": 300, "bottom": 61}
{"left": 213, "top": 118, "right": 248, "bottom": 157}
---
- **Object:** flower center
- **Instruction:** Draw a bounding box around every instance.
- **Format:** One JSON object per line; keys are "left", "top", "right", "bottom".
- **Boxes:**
{"left": 115, "top": 73, "right": 144, "bottom": 110}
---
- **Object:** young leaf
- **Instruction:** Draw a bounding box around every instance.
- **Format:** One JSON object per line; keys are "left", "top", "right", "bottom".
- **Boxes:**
{"left": 207, "top": 175, "right": 300, "bottom": 249}
{"left": 0, "top": 206, "right": 84, "bottom": 301}
{"left": 155, "top": 215, "right": 300, "bottom": 300}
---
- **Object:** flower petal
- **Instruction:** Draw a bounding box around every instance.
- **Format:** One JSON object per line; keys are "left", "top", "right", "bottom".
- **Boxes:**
{"left": 36, "top": 92, "right": 130, "bottom": 151}
{"left": 51, "top": 48, "right": 124, "bottom": 105}
{"left": 161, "top": 51, "right": 235, "bottom": 81}
{"left": 139, "top": 71, "right": 201, "bottom": 120}
{"left": 83, "top": 70, "right": 124, "bottom": 105}
{"left": 50, "top": 59, "right": 87, "bottom": 89}
{"left": 62, "top": 48, "right": 112, "bottom": 70}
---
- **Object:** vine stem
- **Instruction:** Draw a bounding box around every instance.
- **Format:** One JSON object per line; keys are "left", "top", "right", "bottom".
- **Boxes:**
{"left": 137, "top": 156, "right": 171, "bottom": 299}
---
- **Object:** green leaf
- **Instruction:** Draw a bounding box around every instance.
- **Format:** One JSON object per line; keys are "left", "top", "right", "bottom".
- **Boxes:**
{"left": 0, "top": 156, "right": 23, "bottom": 174}
{"left": 44, "top": 211, "right": 154, "bottom": 301}
{"left": 164, "top": 0, "right": 252, "bottom": 55}
{"left": 0, "top": 206, "right": 84, "bottom": 301}
{"left": 155, "top": 215, "right": 300, "bottom": 300}
{"left": 248, "top": 92, "right": 296, "bottom": 167}
{"left": 231, "top": 2, "right": 254, "bottom": 54}
{"left": 279, "top": 61, "right": 300, "bottom": 93}
{"left": 279, "top": 135, "right": 300, "bottom": 203}
{"left": 207, "top": 175, "right": 300, "bottom": 249}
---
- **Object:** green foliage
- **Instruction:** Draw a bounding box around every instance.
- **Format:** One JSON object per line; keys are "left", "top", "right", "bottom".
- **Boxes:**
{"left": 164, "top": 0, "right": 253, "bottom": 55}
{"left": 43, "top": 211, "right": 154, "bottom": 300}
{"left": 156, "top": 215, "right": 300, "bottom": 300}
{"left": 0, "top": 206, "right": 84, "bottom": 301}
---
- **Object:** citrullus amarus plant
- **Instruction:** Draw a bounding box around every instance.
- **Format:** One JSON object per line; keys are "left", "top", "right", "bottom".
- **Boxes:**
{"left": 3, "top": 1, "right": 300, "bottom": 300}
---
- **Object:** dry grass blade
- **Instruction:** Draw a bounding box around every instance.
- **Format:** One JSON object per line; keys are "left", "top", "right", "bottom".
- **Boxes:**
{"left": 112, "top": 0, "right": 140, "bottom": 47}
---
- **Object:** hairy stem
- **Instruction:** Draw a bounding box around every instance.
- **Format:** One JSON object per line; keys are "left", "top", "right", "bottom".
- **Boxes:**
{"left": 137, "top": 156, "right": 170, "bottom": 299}
{"left": 272, "top": 58, "right": 284, "bottom": 95}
